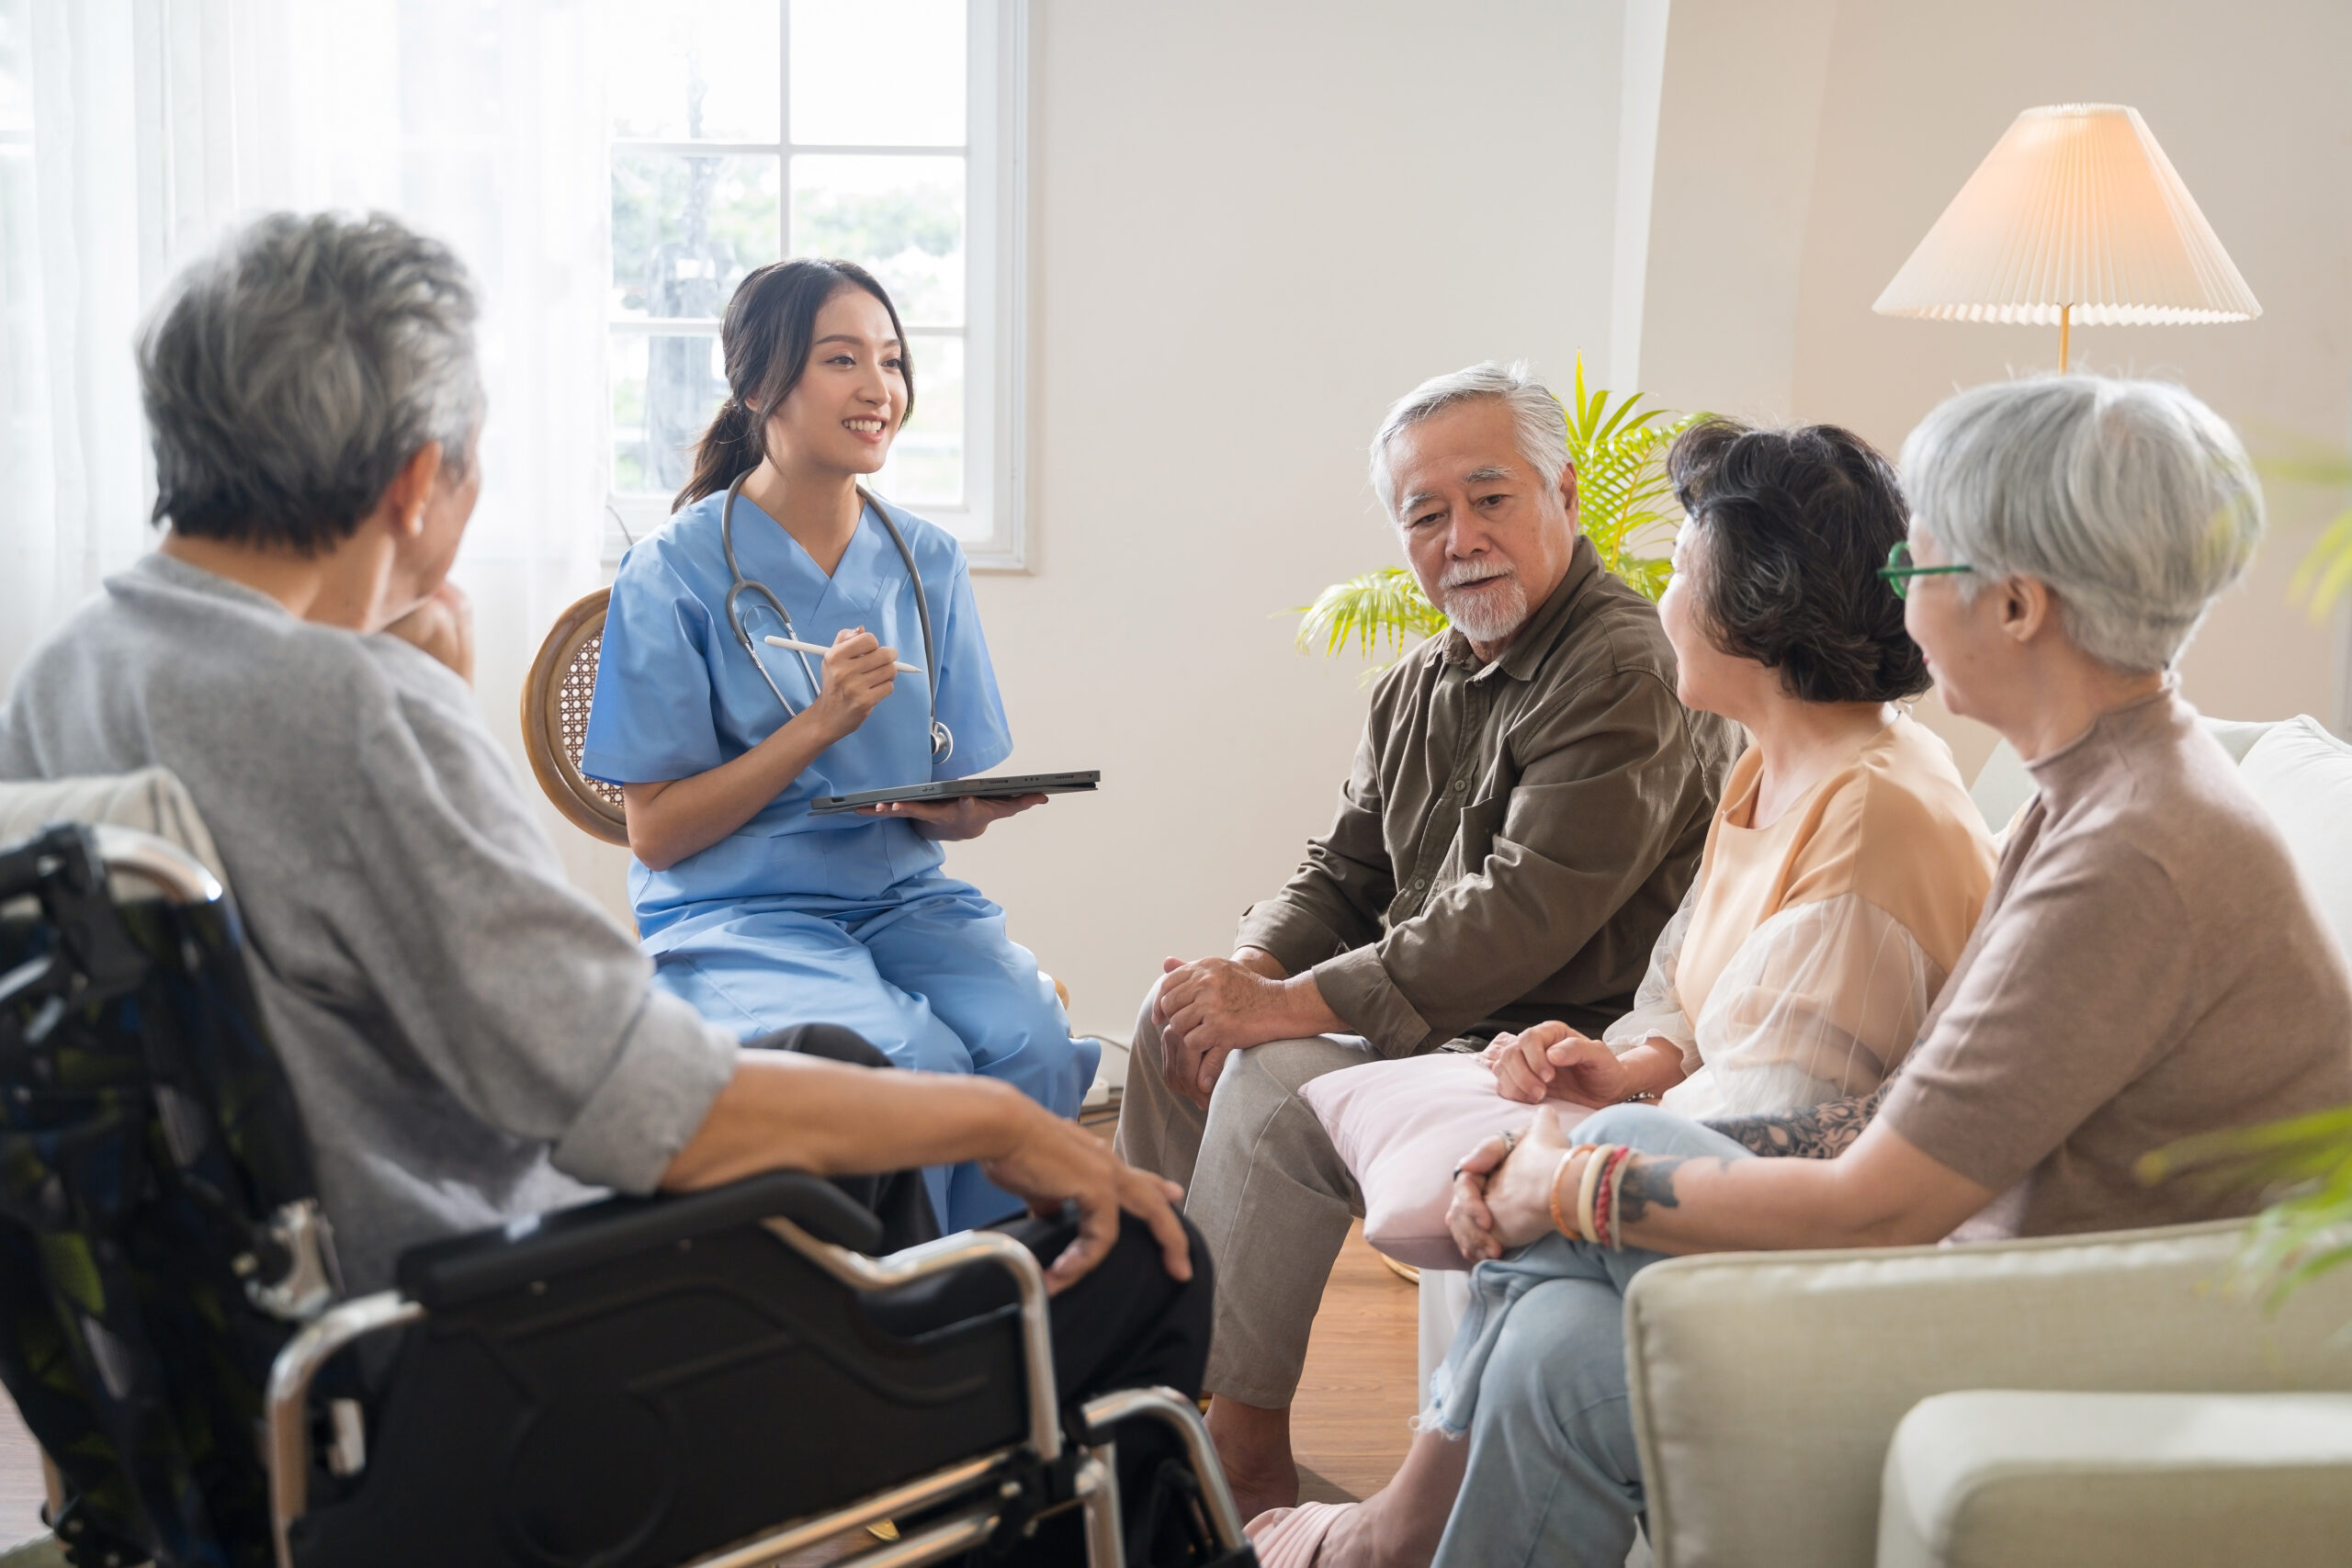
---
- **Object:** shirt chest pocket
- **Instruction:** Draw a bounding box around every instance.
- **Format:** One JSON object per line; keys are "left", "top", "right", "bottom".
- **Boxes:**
{"left": 1449, "top": 790, "right": 1511, "bottom": 880}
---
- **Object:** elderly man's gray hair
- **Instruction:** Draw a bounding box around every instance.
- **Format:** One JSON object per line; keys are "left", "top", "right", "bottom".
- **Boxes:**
{"left": 1368, "top": 360, "right": 1569, "bottom": 521}
{"left": 139, "top": 210, "right": 482, "bottom": 554}
{"left": 1900, "top": 376, "right": 2263, "bottom": 673}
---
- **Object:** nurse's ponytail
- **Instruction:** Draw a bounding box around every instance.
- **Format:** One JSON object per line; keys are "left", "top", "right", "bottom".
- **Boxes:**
{"left": 673, "top": 257, "right": 915, "bottom": 513}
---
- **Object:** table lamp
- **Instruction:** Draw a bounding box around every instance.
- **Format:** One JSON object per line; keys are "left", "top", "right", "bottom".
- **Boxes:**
{"left": 1873, "top": 104, "right": 2259, "bottom": 371}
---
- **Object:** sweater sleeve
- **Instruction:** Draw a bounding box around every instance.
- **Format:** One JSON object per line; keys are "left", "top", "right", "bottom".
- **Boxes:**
{"left": 336, "top": 660, "right": 738, "bottom": 1193}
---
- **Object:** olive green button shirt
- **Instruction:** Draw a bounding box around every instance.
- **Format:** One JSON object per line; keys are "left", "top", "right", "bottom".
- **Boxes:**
{"left": 1238, "top": 536, "right": 1736, "bottom": 1056}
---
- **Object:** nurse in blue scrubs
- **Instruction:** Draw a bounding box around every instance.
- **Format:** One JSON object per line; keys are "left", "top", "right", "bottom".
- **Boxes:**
{"left": 582, "top": 258, "right": 1096, "bottom": 1230}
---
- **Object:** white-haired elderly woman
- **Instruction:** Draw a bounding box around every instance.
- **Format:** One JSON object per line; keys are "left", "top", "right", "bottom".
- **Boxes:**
{"left": 1253, "top": 377, "right": 2352, "bottom": 1568}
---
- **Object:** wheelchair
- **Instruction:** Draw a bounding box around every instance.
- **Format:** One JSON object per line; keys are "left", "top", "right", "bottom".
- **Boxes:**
{"left": 0, "top": 819, "right": 1250, "bottom": 1568}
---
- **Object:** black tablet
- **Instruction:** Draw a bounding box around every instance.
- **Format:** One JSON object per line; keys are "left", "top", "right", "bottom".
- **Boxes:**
{"left": 809, "top": 770, "right": 1101, "bottom": 816}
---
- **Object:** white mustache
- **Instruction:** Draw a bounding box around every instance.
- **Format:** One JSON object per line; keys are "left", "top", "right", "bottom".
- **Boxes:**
{"left": 1439, "top": 560, "right": 1514, "bottom": 590}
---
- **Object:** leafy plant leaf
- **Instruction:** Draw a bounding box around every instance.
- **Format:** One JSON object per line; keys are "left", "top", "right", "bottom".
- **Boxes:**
{"left": 2255, "top": 444, "right": 2352, "bottom": 619}
{"left": 1291, "top": 567, "right": 1447, "bottom": 672}
{"left": 1562, "top": 352, "right": 1698, "bottom": 603}
{"left": 2141, "top": 1103, "right": 2352, "bottom": 1311}
{"left": 2290, "top": 508, "right": 2352, "bottom": 616}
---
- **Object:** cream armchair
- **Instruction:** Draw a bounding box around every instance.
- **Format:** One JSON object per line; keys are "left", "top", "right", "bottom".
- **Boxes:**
{"left": 1626, "top": 1219, "right": 2352, "bottom": 1566}
{"left": 1415, "top": 713, "right": 2352, "bottom": 1565}
{"left": 1638, "top": 712, "right": 2352, "bottom": 1566}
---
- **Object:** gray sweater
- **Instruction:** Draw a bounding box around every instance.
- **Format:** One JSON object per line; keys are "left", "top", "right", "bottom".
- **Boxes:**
{"left": 0, "top": 554, "right": 740, "bottom": 1294}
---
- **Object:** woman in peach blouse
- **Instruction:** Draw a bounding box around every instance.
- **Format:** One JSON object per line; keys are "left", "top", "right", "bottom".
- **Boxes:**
{"left": 1541, "top": 673, "right": 1993, "bottom": 1124}
{"left": 1262, "top": 418, "right": 1996, "bottom": 1565}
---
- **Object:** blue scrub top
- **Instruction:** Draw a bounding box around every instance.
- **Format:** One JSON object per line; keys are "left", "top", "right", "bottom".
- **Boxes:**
{"left": 581, "top": 489, "right": 1012, "bottom": 946}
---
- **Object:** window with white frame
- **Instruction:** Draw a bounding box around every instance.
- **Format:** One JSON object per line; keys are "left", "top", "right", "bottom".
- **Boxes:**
{"left": 605, "top": 0, "right": 1026, "bottom": 568}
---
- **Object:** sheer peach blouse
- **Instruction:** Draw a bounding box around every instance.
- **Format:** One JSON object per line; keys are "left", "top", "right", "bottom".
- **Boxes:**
{"left": 1612, "top": 715, "right": 1997, "bottom": 1122}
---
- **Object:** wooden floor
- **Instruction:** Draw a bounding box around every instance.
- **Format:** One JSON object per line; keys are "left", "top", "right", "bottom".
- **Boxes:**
{"left": 0, "top": 1221, "right": 1423, "bottom": 1554}
{"left": 1291, "top": 1222, "right": 1421, "bottom": 1503}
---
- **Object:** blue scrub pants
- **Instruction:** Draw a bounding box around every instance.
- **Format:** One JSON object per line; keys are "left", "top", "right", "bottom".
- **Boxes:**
{"left": 650, "top": 873, "right": 1099, "bottom": 1231}
{"left": 1427, "top": 1105, "right": 1757, "bottom": 1568}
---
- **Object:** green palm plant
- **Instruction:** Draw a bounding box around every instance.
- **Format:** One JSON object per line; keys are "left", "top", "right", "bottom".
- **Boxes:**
{"left": 2137, "top": 1107, "right": 2352, "bottom": 1311}
{"left": 2259, "top": 444, "right": 2352, "bottom": 616}
{"left": 1294, "top": 355, "right": 1699, "bottom": 671}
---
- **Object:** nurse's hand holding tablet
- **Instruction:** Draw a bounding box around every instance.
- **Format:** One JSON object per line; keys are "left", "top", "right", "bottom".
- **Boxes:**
{"left": 580, "top": 256, "right": 1102, "bottom": 1230}
{"left": 778, "top": 626, "right": 1049, "bottom": 839}
{"left": 861, "top": 789, "right": 1048, "bottom": 839}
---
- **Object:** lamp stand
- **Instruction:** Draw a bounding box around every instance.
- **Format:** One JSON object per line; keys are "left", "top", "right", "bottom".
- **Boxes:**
{"left": 2058, "top": 303, "right": 2072, "bottom": 373}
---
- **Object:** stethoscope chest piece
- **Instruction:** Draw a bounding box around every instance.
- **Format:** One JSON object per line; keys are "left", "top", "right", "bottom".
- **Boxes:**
{"left": 718, "top": 469, "right": 953, "bottom": 762}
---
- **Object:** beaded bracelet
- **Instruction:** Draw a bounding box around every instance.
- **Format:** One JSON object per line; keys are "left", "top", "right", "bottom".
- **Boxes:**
{"left": 1595, "top": 1145, "right": 1636, "bottom": 1248}
{"left": 1589, "top": 1146, "right": 1617, "bottom": 1248}
{"left": 1590, "top": 1147, "right": 1618, "bottom": 1249}
{"left": 1609, "top": 1147, "right": 1638, "bottom": 1247}
{"left": 1549, "top": 1144, "right": 1601, "bottom": 1240}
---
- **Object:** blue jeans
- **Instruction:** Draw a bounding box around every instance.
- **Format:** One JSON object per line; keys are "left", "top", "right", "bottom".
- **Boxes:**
{"left": 1429, "top": 1105, "right": 1757, "bottom": 1568}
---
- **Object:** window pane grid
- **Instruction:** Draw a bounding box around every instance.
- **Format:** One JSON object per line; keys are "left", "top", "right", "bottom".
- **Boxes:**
{"left": 608, "top": 1, "right": 1001, "bottom": 550}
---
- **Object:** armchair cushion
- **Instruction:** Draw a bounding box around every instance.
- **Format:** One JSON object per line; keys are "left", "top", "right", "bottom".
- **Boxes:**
{"left": 1623, "top": 1221, "right": 2352, "bottom": 1568}
{"left": 1877, "top": 1390, "right": 2352, "bottom": 1568}
{"left": 2233, "top": 715, "right": 2352, "bottom": 957}
{"left": 1964, "top": 715, "right": 2283, "bottom": 841}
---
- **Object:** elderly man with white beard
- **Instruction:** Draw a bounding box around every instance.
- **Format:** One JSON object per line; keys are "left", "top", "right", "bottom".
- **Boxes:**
{"left": 1114, "top": 361, "right": 1736, "bottom": 1517}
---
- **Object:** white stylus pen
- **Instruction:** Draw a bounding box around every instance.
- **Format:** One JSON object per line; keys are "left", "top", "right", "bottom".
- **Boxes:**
{"left": 763, "top": 634, "right": 924, "bottom": 675}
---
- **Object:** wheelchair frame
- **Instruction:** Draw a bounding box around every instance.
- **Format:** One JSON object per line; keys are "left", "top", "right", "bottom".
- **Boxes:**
{"left": 266, "top": 1235, "right": 1246, "bottom": 1568}
{"left": 62, "top": 828, "right": 1244, "bottom": 1568}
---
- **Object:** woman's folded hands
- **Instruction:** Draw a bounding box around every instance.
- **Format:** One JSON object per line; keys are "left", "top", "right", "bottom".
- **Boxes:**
{"left": 1482, "top": 1021, "right": 1625, "bottom": 1105}
{"left": 1448, "top": 1107, "right": 1583, "bottom": 1261}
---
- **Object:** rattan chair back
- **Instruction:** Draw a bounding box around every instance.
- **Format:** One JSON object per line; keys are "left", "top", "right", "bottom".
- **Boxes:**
{"left": 522, "top": 589, "right": 630, "bottom": 846}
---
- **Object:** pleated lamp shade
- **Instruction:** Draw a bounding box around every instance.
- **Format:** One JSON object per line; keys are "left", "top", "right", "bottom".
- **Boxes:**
{"left": 1874, "top": 104, "right": 2260, "bottom": 334}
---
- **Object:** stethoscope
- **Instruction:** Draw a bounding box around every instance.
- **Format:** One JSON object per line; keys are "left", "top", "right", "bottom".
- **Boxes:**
{"left": 719, "top": 469, "right": 953, "bottom": 762}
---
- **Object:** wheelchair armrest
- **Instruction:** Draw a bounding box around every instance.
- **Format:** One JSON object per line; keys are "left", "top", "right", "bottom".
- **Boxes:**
{"left": 393, "top": 1169, "right": 884, "bottom": 1309}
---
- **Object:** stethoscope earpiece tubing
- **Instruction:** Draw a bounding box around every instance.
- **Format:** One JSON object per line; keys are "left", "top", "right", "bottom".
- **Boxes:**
{"left": 720, "top": 469, "right": 951, "bottom": 761}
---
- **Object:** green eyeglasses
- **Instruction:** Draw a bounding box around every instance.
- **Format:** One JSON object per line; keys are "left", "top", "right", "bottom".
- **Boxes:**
{"left": 1877, "top": 540, "right": 1974, "bottom": 599}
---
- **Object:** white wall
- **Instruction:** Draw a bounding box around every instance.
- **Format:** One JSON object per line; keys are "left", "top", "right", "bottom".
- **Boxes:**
{"left": 941, "top": 0, "right": 1645, "bottom": 1040}
{"left": 1640, "top": 0, "right": 2352, "bottom": 777}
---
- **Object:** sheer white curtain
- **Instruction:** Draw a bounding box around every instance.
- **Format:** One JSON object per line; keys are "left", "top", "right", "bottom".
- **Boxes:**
{"left": 0, "top": 0, "right": 611, "bottom": 776}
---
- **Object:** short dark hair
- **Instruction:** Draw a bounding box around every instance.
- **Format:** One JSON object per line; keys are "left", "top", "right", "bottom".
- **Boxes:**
{"left": 1666, "top": 419, "right": 1930, "bottom": 705}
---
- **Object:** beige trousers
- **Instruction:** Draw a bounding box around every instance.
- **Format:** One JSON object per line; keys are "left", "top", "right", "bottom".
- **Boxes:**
{"left": 1112, "top": 979, "right": 1376, "bottom": 1408}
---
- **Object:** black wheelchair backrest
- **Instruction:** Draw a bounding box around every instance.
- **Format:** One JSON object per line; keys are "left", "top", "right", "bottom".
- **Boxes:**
{"left": 0, "top": 823, "right": 331, "bottom": 1568}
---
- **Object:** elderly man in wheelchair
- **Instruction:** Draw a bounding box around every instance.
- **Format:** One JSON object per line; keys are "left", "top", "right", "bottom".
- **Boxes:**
{"left": 0, "top": 211, "right": 1245, "bottom": 1568}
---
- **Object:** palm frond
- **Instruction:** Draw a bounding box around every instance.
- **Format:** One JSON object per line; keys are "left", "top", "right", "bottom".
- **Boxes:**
{"left": 2255, "top": 445, "right": 2352, "bottom": 619}
{"left": 2254, "top": 435, "right": 2352, "bottom": 491}
{"left": 2290, "top": 508, "right": 2352, "bottom": 617}
{"left": 1560, "top": 351, "right": 1700, "bottom": 602}
{"left": 2140, "top": 1103, "right": 2352, "bottom": 1311}
{"left": 1291, "top": 567, "right": 1447, "bottom": 668}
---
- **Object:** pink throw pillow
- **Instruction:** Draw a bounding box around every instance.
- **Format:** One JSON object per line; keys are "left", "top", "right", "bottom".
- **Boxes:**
{"left": 1300, "top": 1052, "right": 1589, "bottom": 1270}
